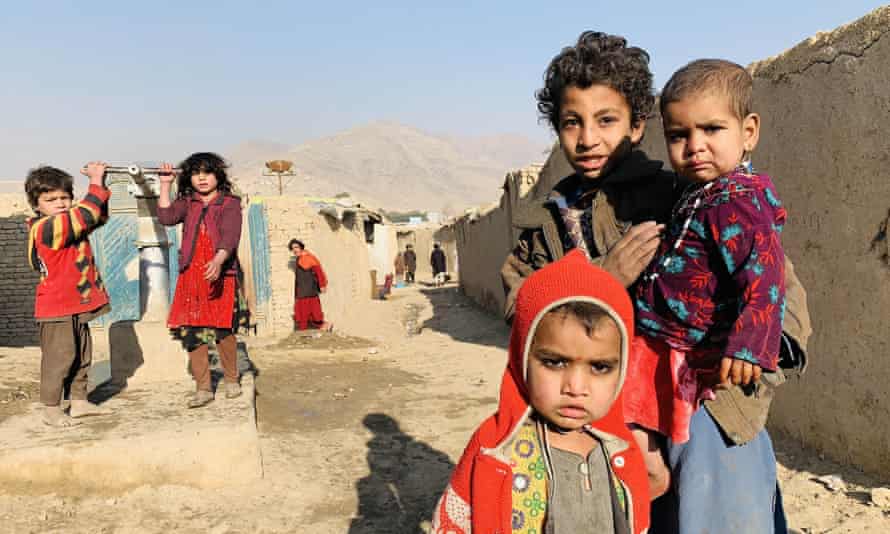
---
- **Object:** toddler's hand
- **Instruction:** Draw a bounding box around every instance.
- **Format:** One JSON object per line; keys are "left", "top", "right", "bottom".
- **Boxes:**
{"left": 158, "top": 163, "right": 176, "bottom": 185}
{"left": 718, "top": 357, "right": 761, "bottom": 388}
{"left": 81, "top": 161, "right": 108, "bottom": 185}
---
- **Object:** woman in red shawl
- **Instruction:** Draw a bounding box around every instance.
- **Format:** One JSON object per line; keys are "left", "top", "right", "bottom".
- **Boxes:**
{"left": 289, "top": 239, "right": 332, "bottom": 331}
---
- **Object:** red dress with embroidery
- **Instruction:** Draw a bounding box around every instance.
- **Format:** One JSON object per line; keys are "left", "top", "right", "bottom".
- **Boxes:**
{"left": 167, "top": 223, "right": 235, "bottom": 329}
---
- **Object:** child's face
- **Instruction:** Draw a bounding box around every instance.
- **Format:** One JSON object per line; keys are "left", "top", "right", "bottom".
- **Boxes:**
{"left": 526, "top": 312, "right": 622, "bottom": 431}
{"left": 291, "top": 244, "right": 303, "bottom": 256}
{"left": 36, "top": 189, "right": 72, "bottom": 216}
{"left": 663, "top": 92, "right": 760, "bottom": 182}
{"left": 557, "top": 84, "right": 645, "bottom": 180}
{"left": 190, "top": 170, "right": 219, "bottom": 195}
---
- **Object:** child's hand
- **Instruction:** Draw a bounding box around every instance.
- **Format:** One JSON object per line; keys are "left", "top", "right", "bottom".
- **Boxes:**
{"left": 204, "top": 252, "right": 227, "bottom": 282}
{"left": 718, "top": 357, "right": 762, "bottom": 387}
{"left": 602, "top": 221, "right": 665, "bottom": 287}
{"left": 158, "top": 163, "right": 176, "bottom": 185}
{"left": 80, "top": 161, "right": 108, "bottom": 185}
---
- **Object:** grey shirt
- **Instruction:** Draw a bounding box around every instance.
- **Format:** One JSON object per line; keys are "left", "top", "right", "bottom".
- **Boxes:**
{"left": 546, "top": 444, "right": 629, "bottom": 534}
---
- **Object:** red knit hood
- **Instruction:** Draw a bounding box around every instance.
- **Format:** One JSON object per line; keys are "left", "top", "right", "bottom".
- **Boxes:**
{"left": 494, "top": 248, "right": 635, "bottom": 441}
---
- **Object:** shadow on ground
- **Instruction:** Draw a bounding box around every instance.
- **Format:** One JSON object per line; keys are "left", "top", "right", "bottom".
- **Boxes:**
{"left": 417, "top": 286, "right": 508, "bottom": 349}
{"left": 348, "top": 413, "right": 454, "bottom": 534}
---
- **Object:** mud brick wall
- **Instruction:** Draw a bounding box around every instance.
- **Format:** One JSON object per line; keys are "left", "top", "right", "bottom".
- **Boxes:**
{"left": 0, "top": 215, "right": 40, "bottom": 346}
{"left": 263, "top": 197, "right": 372, "bottom": 336}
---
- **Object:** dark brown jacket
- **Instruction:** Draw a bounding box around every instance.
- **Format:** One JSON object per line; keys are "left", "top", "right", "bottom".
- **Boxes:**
{"left": 500, "top": 150, "right": 812, "bottom": 444}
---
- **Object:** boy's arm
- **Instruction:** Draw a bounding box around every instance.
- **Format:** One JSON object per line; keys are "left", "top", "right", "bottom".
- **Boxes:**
{"left": 501, "top": 228, "right": 546, "bottom": 323}
{"left": 705, "top": 192, "right": 786, "bottom": 373}
{"left": 31, "top": 183, "right": 110, "bottom": 252}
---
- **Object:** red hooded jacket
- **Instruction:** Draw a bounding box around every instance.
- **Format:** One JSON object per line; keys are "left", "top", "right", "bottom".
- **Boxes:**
{"left": 431, "top": 249, "right": 650, "bottom": 533}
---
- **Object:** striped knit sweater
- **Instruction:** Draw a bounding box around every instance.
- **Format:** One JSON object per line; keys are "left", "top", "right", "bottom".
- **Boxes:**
{"left": 27, "top": 184, "right": 111, "bottom": 319}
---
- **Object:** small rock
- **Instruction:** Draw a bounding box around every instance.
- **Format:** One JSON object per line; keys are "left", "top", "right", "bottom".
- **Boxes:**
{"left": 815, "top": 474, "right": 846, "bottom": 492}
{"left": 105, "top": 497, "right": 117, "bottom": 506}
{"left": 367, "top": 348, "right": 379, "bottom": 355}
{"left": 870, "top": 487, "right": 890, "bottom": 508}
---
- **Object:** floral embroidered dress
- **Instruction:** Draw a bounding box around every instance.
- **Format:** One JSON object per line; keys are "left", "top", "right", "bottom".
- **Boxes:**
{"left": 625, "top": 168, "right": 786, "bottom": 443}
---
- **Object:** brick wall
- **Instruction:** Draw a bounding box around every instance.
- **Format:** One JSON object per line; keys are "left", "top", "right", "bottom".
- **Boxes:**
{"left": 0, "top": 215, "right": 40, "bottom": 346}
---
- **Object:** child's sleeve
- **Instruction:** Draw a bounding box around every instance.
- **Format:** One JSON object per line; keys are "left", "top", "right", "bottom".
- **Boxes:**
{"left": 30, "top": 184, "right": 110, "bottom": 252}
{"left": 703, "top": 190, "right": 786, "bottom": 371}
{"left": 216, "top": 198, "right": 242, "bottom": 256}
{"left": 313, "top": 263, "right": 328, "bottom": 289}
{"left": 156, "top": 198, "right": 188, "bottom": 226}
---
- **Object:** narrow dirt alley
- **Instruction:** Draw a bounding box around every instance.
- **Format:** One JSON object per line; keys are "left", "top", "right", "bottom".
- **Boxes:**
{"left": 0, "top": 283, "right": 887, "bottom": 533}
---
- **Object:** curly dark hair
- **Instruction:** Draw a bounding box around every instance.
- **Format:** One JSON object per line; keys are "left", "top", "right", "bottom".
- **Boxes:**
{"left": 537, "top": 31, "right": 655, "bottom": 131}
{"left": 24, "top": 166, "right": 74, "bottom": 209}
{"left": 176, "top": 152, "right": 232, "bottom": 198}
{"left": 288, "top": 238, "right": 305, "bottom": 251}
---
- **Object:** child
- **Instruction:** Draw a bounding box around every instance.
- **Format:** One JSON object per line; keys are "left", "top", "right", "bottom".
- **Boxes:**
{"left": 288, "top": 239, "right": 332, "bottom": 331}
{"left": 626, "top": 59, "right": 788, "bottom": 533}
{"left": 433, "top": 250, "right": 650, "bottom": 534}
{"left": 158, "top": 153, "right": 243, "bottom": 409}
{"left": 25, "top": 163, "right": 114, "bottom": 426}
{"left": 501, "top": 31, "right": 674, "bottom": 319}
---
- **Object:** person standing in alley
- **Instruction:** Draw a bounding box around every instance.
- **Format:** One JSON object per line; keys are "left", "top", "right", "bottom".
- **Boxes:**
{"left": 290, "top": 239, "right": 332, "bottom": 332}
{"left": 431, "top": 243, "right": 447, "bottom": 287}
{"left": 403, "top": 244, "right": 417, "bottom": 284}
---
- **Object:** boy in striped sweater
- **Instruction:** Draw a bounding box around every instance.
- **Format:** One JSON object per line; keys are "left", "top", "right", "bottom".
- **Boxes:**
{"left": 25, "top": 162, "right": 113, "bottom": 427}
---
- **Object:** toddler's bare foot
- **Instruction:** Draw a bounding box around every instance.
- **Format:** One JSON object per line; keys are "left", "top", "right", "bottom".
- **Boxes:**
{"left": 43, "top": 406, "right": 78, "bottom": 427}
{"left": 69, "top": 400, "right": 113, "bottom": 418}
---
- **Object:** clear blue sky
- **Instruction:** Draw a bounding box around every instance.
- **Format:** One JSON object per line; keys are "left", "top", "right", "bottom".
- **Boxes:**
{"left": 0, "top": 1, "right": 884, "bottom": 181}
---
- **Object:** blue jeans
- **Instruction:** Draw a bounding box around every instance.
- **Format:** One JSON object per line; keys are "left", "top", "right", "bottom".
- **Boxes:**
{"left": 650, "top": 408, "right": 787, "bottom": 534}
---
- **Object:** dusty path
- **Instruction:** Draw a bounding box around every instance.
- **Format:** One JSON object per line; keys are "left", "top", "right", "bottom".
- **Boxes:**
{"left": 0, "top": 283, "right": 887, "bottom": 532}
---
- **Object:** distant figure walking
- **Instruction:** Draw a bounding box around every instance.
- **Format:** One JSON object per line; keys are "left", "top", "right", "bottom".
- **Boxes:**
{"left": 431, "top": 243, "right": 447, "bottom": 287}
{"left": 403, "top": 244, "right": 417, "bottom": 284}
{"left": 290, "top": 239, "right": 332, "bottom": 332}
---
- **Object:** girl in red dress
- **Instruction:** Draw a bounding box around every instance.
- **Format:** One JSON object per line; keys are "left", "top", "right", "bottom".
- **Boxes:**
{"left": 158, "top": 153, "right": 243, "bottom": 408}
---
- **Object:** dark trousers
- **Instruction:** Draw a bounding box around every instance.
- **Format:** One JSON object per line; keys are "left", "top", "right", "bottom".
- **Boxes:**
{"left": 405, "top": 271, "right": 415, "bottom": 283}
{"left": 39, "top": 315, "right": 93, "bottom": 406}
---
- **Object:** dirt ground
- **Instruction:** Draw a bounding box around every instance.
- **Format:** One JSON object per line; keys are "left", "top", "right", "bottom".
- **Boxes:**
{"left": 0, "top": 283, "right": 888, "bottom": 533}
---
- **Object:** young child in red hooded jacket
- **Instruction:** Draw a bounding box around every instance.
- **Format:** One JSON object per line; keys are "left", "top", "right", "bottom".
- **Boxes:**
{"left": 432, "top": 249, "right": 650, "bottom": 534}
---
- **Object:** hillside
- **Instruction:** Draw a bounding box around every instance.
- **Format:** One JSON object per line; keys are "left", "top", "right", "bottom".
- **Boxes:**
{"left": 228, "top": 121, "right": 547, "bottom": 213}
